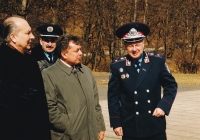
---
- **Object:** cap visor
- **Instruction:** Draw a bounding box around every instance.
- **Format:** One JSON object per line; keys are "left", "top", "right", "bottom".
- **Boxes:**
{"left": 40, "top": 34, "right": 59, "bottom": 37}
{"left": 123, "top": 37, "right": 144, "bottom": 43}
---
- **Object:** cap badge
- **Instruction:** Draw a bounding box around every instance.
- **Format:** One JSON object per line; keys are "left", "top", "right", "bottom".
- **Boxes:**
{"left": 47, "top": 26, "right": 53, "bottom": 32}
{"left": 129, "top": 28, "right": 137, "bottom": 36}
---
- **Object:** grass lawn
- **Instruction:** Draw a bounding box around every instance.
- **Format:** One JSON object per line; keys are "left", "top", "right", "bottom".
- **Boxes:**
{"left": 172, "top": 73, "right": 200, "bottom": 85}
{"left": 92, "top": 72, "right": 200, "bottom": 85}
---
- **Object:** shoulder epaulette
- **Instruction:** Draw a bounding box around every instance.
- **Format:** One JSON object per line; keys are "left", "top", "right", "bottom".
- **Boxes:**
{"left": 147, "top": 52, "right": 163, "bottom": 58}
{"left": 112, "top": 56, "right": 126, "bottom": 64}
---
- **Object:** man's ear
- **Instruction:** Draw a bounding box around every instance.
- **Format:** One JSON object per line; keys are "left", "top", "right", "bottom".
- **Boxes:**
{"left": 10, "top": 33, "right": 16, "bottom": 43}
{"left": 61, "top": 51, "right": 67, "bottom": 59}
{"left": 39, "top": 38, "right": 43, "bottom": 45}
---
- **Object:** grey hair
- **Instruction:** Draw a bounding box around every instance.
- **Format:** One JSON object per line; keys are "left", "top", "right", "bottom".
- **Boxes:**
{"left": 2, "top": 15, "right": 24, "bottom": 42}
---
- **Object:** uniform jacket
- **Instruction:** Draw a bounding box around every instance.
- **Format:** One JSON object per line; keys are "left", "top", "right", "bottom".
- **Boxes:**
{"left": 108, "top": 52, "right": 177, "bottom": 138}
{"left": 0, "top": 42, "right": 51, "bottom": 140}
{"left": 42, "top": 59, "right": 106, "bottom": 140}
{"left": 31, "top": 44, "right": 57, "bottom": 71}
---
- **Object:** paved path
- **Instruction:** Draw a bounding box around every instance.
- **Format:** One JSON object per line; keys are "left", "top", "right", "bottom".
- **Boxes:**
{"left": 98, "top": 86, "right": 200, "bottom": 140}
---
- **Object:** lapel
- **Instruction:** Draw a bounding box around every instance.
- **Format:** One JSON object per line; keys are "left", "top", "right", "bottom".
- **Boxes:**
{"left": 56, "top": 59, "right": 73, "bottom": 75}
{"left": 44, "top": 54, "right": 51, "bottom": 63}
{"left": 53, "top": 55, "right": 58, "bottom": 63}
{"left": 135, "top": 52, "right": 152, "bottom": 89}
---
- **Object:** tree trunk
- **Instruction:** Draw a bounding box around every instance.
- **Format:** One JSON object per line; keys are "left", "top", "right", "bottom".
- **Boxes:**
{"left": 133, "top": 0, "right": 137, "bottom": 21}
{"left": 20, "top": 0, "right": 28, "bottom": 18}
{"left": 51, "top": 0, "right": 60, "bottom": 24}
{"left": 143, "top": 0, "right": 148, "bottom": 23}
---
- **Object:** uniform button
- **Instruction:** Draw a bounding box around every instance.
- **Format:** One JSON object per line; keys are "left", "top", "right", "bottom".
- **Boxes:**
{"left": 147, "top": 100, "right": 150, "bottom": 103}
{"left": 148, "top": 110, "right": 151, "bottom": 113}
{"left": 146, "top": 89, "right": 149, "bottom": 93}
{"left": 134, "top": 91, "right": 137, "bottom": 94}
{"left": 135, "top": 101, "right": 138, "bottom": 104}
{"left": 136, "top": 112, "right": 139, "bottom": 115}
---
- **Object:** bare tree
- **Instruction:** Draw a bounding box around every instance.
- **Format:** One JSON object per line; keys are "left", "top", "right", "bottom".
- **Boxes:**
{"left": 1, "top": 0, "right": 200, "bottom": 72}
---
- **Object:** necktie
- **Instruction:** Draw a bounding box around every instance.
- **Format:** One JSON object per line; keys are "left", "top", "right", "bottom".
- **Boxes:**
{"left": 72, "top": 67, "right": 79, "bottom": 79}
{"left": 135, "top": 61, "right": 140, "bottom": 73}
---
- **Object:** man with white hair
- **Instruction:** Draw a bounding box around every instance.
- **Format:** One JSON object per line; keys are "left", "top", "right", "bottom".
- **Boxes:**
{"left": 0, "top": 15, "right": 51, "bottom": 140}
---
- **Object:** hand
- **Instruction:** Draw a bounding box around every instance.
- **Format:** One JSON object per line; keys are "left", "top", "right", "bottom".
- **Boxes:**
{"left": 153, "top": 108, "right": 165, "bottom": 117}
{"left": 98, "top": 131, "right": 105, "bottom": 140}
{"left": 113, "top": 127, "right": 123, "bottom": 136}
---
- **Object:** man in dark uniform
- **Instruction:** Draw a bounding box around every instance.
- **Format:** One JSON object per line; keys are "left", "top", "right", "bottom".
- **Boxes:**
{"left": 107, "top": 22, "right": 177, "bottom": 140}
{"left": 31, "top": 24, "right": 63, "bottom": 71}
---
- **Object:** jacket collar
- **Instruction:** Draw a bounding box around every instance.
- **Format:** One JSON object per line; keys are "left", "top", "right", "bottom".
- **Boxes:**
{"left": 124, "top": 52, "right": 152, "bottom": 89}
{"left": 135, "top": 52, "right": 151, "bottom": 89}
{"left": 56, "top": 59, "right": 83, "bottom": 75}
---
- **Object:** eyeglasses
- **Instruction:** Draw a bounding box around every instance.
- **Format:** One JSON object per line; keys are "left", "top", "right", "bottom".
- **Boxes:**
{"left": 41, "top": 37, "right": 58, "bottom": 42}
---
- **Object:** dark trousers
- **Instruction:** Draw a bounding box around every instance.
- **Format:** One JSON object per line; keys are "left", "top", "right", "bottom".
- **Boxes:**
{"left": 122, "top": 131, "right": 167, "bottom": 140}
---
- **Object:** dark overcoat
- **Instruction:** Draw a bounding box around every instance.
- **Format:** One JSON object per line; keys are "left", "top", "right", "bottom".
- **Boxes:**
{"left": 0, "top": 42, "right": 51, "bottom": 140}
{"left": 31, "top": 44, "right": 57, "bottom": 71}
{"left": 108, "top": 52, "right": 177, "bottom": 138}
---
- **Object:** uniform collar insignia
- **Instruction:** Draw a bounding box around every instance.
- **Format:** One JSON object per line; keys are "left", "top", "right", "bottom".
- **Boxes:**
{"left": 126, "top": 59, "right": 131, "bottom": 66}
{"left": 144, "top": 52, "right": 150, "bottom": 63}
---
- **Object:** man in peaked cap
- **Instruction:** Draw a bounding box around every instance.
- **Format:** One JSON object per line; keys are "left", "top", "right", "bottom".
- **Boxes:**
{"left": 107, "top": 22, "right": 177, "bottom": 140}
{"left": 31, "top": 24, "right": 63, "bottom": 71}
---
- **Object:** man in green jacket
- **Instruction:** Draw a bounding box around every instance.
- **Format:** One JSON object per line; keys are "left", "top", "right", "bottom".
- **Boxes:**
{"left": 42, "top": 34, "right": 106, "bottom": 140}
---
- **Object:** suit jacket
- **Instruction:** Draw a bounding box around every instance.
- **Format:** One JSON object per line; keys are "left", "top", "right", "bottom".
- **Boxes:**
{"left": 31, "top": 44, "right": 57, "bottom": 71}
{"left": 108, "top": 52, "right": 177, "bottom": 138}
{"left": 0, "top": 42, "right": 51, "bottom": 140}
{"left": 42, "top": 59, "right": 106, "bottom": 140}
